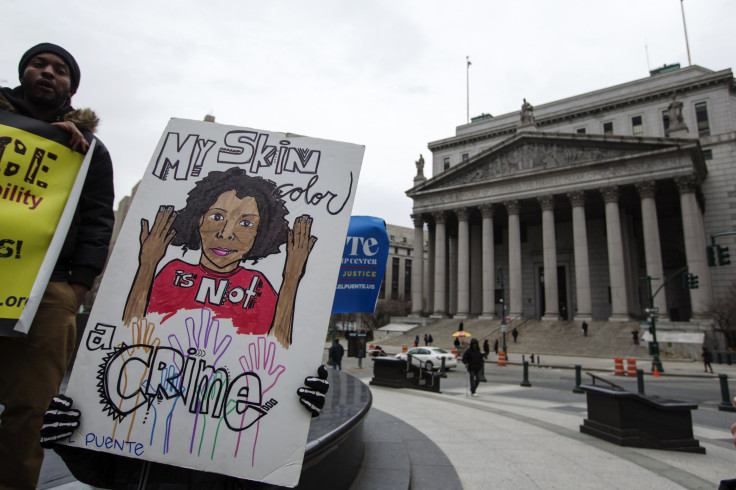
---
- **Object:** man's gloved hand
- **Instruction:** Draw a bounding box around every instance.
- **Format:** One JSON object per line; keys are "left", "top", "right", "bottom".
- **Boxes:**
{"left": 40, "top": 394, "right": 80, "bottom": 448}
{"left": 297, "top": 365, "right": 329, "bottom": 417}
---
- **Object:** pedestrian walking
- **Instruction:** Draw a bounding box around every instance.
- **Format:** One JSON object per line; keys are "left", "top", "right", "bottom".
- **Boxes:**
{"left": 480, "top": 339, "right": 490, "bottom": 382}
{"left": 414, "top": 335, "right": 419, "bottom": 347}
{"left": 703, "top": 346, "right": 714, "bottom": 374}
{"left": 582, "top": 321, "right": 588, "bottom": 337}
{"left": 428, "top": 334, "right": 433, "bottom": 346}
{"left": 493, "top": 338, "right": 499, "bottom": 355}
{"left": 512, "top": 327, "right": 519, "bottom": 343}
{"left": 462, "top": 338, "right": 484, "bottom": 396}
{"left": 632, "top": 330, "right": 640, "bottom": 345}
{"left": 329, "top": 339, "right": 344, "bottom": 370}
{"left": 424, "top": 333, "right": 429, "bottom": 346}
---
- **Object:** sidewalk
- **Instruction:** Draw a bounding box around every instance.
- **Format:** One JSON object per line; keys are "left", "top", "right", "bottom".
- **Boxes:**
{"left": 335, "top": 347, "right": 736, "bottom": 489}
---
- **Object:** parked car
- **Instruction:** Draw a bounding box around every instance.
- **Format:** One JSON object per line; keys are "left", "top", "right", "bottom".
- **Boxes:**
{"left": 395, "top": 347, "right": 457, "bottom": 371}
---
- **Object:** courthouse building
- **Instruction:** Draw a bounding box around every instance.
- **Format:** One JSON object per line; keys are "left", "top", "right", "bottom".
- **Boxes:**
{"left": 407, "top": 65, "right": 735, "bottom": 328}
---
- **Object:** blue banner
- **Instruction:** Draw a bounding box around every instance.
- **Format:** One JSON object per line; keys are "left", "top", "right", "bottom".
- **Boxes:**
{"left": 331, "top": 216, "right": 389, "bottom": 313}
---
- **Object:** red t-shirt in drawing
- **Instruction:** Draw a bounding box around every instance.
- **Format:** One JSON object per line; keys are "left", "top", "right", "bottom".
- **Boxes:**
{"left": 146, "top": 260, "right": 278, "bottom": 335}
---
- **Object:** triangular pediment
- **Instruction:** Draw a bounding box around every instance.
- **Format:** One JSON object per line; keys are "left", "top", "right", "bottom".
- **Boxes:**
{"left": 409, "top": 132, "right": 699, "bottom": 195}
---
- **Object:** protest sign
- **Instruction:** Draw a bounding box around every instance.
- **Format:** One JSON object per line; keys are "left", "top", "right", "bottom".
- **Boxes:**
{"left": 65, "top": 118, "right": 364, "bottom": 486}
{"left": 331, "top": 216, "right": 389, "bottom": 314}
{"left": 0, "top": 112, "right": 91, "bottom": 336}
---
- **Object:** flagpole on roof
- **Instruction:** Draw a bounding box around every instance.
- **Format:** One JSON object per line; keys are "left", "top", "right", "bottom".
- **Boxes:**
{"left": 680, "top": 0, "right": 692, "bottom": 66}
{"left": 466, "top": 56, "right": 471, "bottom": 124}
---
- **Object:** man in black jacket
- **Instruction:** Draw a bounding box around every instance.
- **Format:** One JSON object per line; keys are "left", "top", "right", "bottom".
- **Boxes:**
{"left": 0, "top": 43, "right": 114, "bottom": 489}
{"left": 462, "top": 338, "right": 485, "bottom": 397}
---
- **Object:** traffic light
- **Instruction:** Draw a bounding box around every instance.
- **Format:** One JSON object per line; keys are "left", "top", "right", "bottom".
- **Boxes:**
{"left": 717, "top": 245, "right": 731, "bottom": 266}
{"left": 688, "top": 273, "right": 699, "bottom": 289}
{"left": 707, "top": 245, "right": 716, "bottom": 267}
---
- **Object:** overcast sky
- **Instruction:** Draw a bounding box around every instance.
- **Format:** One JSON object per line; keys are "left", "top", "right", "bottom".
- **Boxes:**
{"left": 4, "top": 1, "right": 734, "bottom": 228}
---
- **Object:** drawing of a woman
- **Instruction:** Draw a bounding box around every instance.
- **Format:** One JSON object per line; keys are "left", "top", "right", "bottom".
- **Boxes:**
{"left": 122, "top": 167, "right": 316, "bottom": 348}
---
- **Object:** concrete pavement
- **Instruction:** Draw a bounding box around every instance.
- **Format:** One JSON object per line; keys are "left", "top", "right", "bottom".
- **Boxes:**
{"left": 338, "top": 345, "right": 736, "bottom": 489}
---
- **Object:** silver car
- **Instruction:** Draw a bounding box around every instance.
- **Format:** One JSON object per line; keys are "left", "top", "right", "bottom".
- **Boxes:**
{"left": 395, "top": 347, "right": 458, "bottom": 371}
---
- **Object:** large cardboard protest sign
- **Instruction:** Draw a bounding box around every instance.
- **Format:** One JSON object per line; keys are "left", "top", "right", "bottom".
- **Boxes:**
{"left": 0, "top": 112, "right": 91, "bottom": 336}
{"left": 66, "top": 118, "right": 364, "bottom": 486}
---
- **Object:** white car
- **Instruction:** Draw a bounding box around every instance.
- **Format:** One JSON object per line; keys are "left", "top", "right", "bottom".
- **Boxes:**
{"left": 395, "top": 347, "right": 457, "bottom": 371}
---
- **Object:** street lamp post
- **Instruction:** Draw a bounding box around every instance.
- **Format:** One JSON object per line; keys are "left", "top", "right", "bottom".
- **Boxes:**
{"left": 644, "top": 275, "right": 666, "bottom": 373}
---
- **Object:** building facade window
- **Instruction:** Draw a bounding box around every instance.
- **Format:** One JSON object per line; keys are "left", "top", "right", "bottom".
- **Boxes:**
{"left": 462, "top": 153, "right": 469, "bottom": 162}
{"left": 575, "top": 127, "right": 586, "bottom": 134}
{"left": 631, "top": 115, "right": 643, "bottom": 136}
{"left": 443, "top": 157, "right": 450, "bottom": 171}
{"left": 702, "top": 149, "right": 713, "bottom": 160}
{"left": 391, "top": 257, "right": 400, "bottom": 300}
{"left": 695, "top": 102, "right": 710, "bottom": 137}
{"left": 603, "top": 121, "right": 614, "bottom": 135}
{"left": 379, "top": 276, "right": 385, "bottom": 299}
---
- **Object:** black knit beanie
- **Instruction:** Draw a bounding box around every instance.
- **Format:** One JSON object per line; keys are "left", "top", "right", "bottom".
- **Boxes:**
{"left": 18, "top": 43, "right": 81, "bottom": 92}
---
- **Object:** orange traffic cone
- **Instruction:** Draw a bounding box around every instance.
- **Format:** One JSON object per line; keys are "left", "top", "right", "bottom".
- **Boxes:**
{"left": 653, "top": 365, "right": 660, "bottom": 378}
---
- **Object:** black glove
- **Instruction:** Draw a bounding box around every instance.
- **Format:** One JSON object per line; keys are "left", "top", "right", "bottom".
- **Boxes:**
{"left": 40, "top": 394, "right": 80, "bottom": 448}
{"left": 297, "top": 365, "right": 329, "bottom": 417}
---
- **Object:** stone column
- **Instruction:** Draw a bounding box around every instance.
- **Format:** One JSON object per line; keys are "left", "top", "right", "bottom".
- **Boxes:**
{"left": 384, "top": 240, "right": 394, "bottom": 300}
{"left": 505, "top": 200, "right": 523, "bottom": 317}
{"left": 538, "top": 196, "right": 559, "bottom": 321}
{"left": 635, "top": 182, "right": 668, "bottom": 319}
{"left": 411, "top": 214, "right": 424, "bottom": 316}
{"left": 676, "top": 176, "right": 713, "bottom": 320}
{"left": 432, "top": 212, "right": 447, "bottom": 317}
{"left": 480, "top": 204, "right": 495, "bottom": 318}
{"left": 567, "top": 191, "right": 592, "bottom": 321}
{"left": 601, "top": 186, "right": 629, "bottom": 321}
{"left": 455, "top": 208, "right": 470, "bottom": 318}
{"left": 448, "top": 236, "right": 458, "bottom": 315}
{"left": 426, "top": 222, "right": 435, "bottom": 313}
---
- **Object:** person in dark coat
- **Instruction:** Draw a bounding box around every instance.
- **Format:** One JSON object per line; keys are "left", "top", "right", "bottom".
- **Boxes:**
{"left": 480, "top": 339, "right": 490, "bottom": 382}
{"left": 512, "top": 328, "right": 518, "bottom": 343}
{"left": 329, "top": 339, "right": 345, "bottom": 370}
{"left": 454, "top": 337, "right": 461, "bottom": 349}
{"left": 0, "top": 43, "right": 114, "bottom": 489}
{"left": 493, "top": 338, "right": 499, "bottom": 355}
{"left": 703, "top": 346, "right": 714, "bottom": 374}
{"left": 462, "top": 339, "right": 484, "bottom": 396}
{"left": 582, "top": 321, "right": 588, "bottom": 337}
{"left": 428, "top": 334, "right": 433, "bottom": 346}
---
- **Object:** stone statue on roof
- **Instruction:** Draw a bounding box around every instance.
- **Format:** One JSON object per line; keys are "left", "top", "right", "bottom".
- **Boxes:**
{"left": 665, "top": 96, "right": 688, "bottom": 135}
{"left": 520, "top": 98, "right": 536, "bottom": 126}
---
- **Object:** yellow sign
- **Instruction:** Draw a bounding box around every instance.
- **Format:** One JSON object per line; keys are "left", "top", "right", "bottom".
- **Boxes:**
{"left": 0, "top": 123, "right": 83, "bottom": 320}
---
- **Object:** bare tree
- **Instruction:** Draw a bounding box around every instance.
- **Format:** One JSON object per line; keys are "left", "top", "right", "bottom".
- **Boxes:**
{"left": 710, "top": 279, "right": 736, "bottom": 348}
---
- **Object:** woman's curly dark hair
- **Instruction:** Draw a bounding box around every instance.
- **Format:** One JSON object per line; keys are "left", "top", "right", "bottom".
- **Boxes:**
{"left": 171, "top": 167, "right": 289, "bottom": 262}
